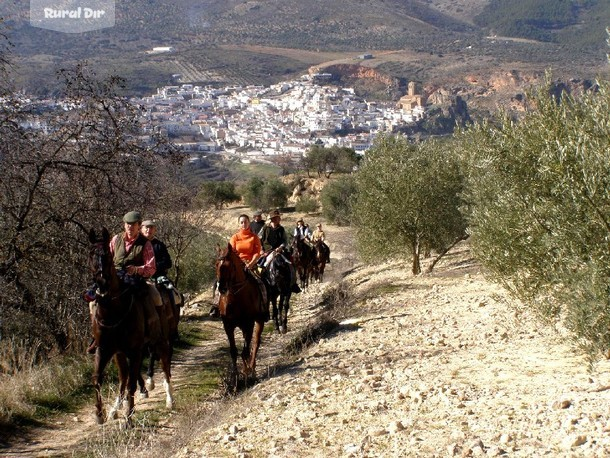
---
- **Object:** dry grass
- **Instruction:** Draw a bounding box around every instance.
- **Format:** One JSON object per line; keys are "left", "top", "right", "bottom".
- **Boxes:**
{"left": 0, "top": 350, "right": 91, "bottom": 427}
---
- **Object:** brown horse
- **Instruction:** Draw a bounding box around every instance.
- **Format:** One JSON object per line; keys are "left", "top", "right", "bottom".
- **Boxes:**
{"left": 291, "top": 237, "right": 317, "bottom": 289}
{"left": 88, "top": 228, "right": 173, "bottom": 425}
{"left": 216, "top": 243, "right": 266, "bottom": 377}
{"left": 312, "top": 240, "right": 330, "bottom": 283}
{"left": 136, "top": 282, "right": 180, "bottom": 404}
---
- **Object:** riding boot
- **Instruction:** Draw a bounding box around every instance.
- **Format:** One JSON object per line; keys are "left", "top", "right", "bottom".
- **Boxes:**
{"left": 289, "top": 264, "right": 301, "bottom": 293}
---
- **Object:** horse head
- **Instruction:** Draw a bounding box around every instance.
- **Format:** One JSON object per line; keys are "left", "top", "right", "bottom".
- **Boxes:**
{"left": 216, "top": 243, "right": 242, "bottom": 295}
{"left": 88, "top": 227, "right": 112, "bottom": 296}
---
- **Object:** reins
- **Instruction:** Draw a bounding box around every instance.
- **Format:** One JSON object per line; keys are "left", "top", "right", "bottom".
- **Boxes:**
{"left": 217, "top": 251, "right": 251, "bottom": 297}
{"left": 94, "top": 292, "right": 135, "bottom": 330}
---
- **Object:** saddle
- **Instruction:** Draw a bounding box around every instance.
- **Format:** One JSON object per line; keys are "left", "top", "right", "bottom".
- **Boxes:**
{"left": 246, "top": 267, "right": 267, "bottom": 306}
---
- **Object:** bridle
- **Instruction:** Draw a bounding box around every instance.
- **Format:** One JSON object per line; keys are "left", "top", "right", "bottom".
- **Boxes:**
{"left": 216, "top": 250, "right": 248, "bottom": 296}
{"left": 89, "top": 239, "right": 133, "bottom": 326}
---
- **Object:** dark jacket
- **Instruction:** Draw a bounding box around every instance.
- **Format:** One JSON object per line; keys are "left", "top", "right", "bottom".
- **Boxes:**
{"left": 259, "top": 224, "right": 288, "bottom": 251}
{"left": 150, "top": 238, "right": 172, "bottom": 278}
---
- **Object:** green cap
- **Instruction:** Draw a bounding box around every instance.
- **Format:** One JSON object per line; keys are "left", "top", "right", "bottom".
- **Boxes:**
{"left": 123, "top": 211, "right": 142, "bottom": 224}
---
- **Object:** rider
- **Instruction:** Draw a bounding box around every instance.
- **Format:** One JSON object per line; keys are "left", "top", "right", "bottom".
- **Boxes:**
{"left": 88, "top": 211, "right": 162, "bottom": 354}
{"left": 249, "top": 210, "right": 265, "bottom": 237}
{"left": 111, "top": 211, "right": 162, "bottom": 339}
{"left": 293, "top": 218, "right": 312, "bottom": 242}
{"left": 210, "top": 214, "right": 266, "bottom": 319}
{"left": 141, "top": 219, "right": 182, "bottom": 309}
{"left": 311, "top": 223, "right": 331, "bottom": 263}
{"left": 259, "top": 209, "right": 301, "bottom": 293}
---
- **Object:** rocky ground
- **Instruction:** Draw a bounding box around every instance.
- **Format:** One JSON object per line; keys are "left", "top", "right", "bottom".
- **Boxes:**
{"left": 171, "top": 238, "right": 610, "bottom": 458}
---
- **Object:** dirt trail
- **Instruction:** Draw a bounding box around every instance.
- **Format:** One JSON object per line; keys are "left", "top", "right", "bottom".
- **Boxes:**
{"left": 0, "top": 211, "right": 354, "bottom": 457}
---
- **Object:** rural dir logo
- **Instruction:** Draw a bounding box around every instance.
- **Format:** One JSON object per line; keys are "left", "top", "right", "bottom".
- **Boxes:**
{"left": 30, "top": 0, "right": 115, "bottom": 33}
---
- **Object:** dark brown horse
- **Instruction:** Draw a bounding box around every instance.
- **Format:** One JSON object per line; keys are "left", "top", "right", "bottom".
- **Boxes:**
{"left": 88, "top": 228, "right": 174, "bottom": 425}
{"left": 291, "top": 237, "right": 317, "bottom": 289}
{"left": 312, "top": 240, "right": 330, "bottom": 283}
{"left": 264, "top": 253, "right": 292, "bottom": 334}
{"left": 216, "top": 243, "right": 265, "bottom": 377}
{"left": 137, "top": 282, "right": 180, "bottom": 404}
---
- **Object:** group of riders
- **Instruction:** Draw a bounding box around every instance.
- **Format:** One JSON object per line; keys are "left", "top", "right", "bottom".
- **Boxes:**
{"left": 210, "top": 208, "right": 331, "bottom": 319}
{"left": 85, "top": 209, "right": 330, "bottom": 354}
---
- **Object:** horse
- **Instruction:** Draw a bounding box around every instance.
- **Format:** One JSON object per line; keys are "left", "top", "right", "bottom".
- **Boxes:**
{"left": 87, "top": 228, "right": 174, "bottom": 426}
{"left": 216, "top": 243, "right": 266, "bottom": 378}
{"left": 137, "top": 280, "right": 181, "bottom": 400}
{"left": 312, "top": 239, "right": 330, "bottom": 283}
{"left": 291, "top": 237, "right": 317, "bottom": 289}
{"left": 264, "top": 252, "right": 292, "bottom": 334}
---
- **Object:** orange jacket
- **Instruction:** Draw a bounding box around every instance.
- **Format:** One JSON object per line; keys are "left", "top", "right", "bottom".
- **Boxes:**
{"left": 229, "top": 228, "right": 262, "bottom": 263}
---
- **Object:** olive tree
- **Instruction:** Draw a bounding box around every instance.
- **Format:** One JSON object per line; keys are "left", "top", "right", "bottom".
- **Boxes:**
{"left": 196, "top": 180, "right": 240, "bottom": 209}
{"left": 354, "top": 134, "right": 467, "bottom": 274}
{"left": 457, "top": 79, "right": 610, "bottom": 360}
{"left": 320, "top": 174, "right": 358, "bottom": 226}
{"left": 241, "top": 176, "right": 290, "bottom": 210}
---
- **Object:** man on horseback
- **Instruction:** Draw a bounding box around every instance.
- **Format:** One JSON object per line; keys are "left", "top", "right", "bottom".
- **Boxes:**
{"left": 249, "top": 210, "right": 265, "bottom": 237}
{"left": 112, "top": 212, "right": 162, "bottom": 340}
{"left": 311, "top": 223, "right": 331, "bottom": 264}
{"left": 293, "top": 218, "right": 312, "bottom": 242}
{"left": 258, "top": 209, "right": 301, "bottom": 294}
{"left": 141, "top": 219, "right": 182, "bottom": 323}
{"left": 87, "top": 211, "right": 162, "bottom": 354}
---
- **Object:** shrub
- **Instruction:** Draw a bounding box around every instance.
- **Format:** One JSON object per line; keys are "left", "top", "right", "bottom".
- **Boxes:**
{"left": 320, "top": 174, "right": 357, "bottom": 226}
{"left": 457, "top": 78, "right": 610, "bottom": 360}
{"left": 295, "top": 195, "right": 319, "bottom": 213}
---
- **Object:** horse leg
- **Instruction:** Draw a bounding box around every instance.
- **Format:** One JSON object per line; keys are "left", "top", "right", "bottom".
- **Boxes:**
{"left": 109, "top": 353, "right": 129, "bottom": 420}
{"left": 247, "top": 320, "right": 265, "bottom": 375}
{"left": 92, "top": 349, "right": 113, "bottom": 425}
{"left": 280, "top": 293, "right": 290, "bottom": 334}
{"left": 155, "top": 338, "right": 174, "bottom": 409}
{"left": 146, "top": 350, "right": 156, "bottom": 392}
{"left": 240, "top": 324, "right": 254, "bottom": 375}
{"left": 124, "top": 350, "right": 142, "bottom": 428}
{"left": 271, "top": 296, "right": 280, "bottom": 333}
{"left": 223, "top": 321, "right": 239, "bottom": 374}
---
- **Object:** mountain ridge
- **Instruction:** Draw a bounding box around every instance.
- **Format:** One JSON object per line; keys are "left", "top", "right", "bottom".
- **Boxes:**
{"left": 0, "top": 0, "right": 608, "bottom": 99}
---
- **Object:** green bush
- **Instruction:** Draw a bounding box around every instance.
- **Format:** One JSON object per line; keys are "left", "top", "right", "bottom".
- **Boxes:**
{"left": 178, "top": 232, "right": 225, "bottom": 293}
{"left": 320, "top": 174, "right": 357, "bottom": 226}
{"left": 457, "top": 78, "right": 610, "bottom": 360}
{"left": 196, "top": 180, "right": 240, "bottom": 209}
{"left": 241, "top": 177, "right": 290, "bottom": 210}
{"left": 295, "top": 195, "right": 319, "bottom": 213}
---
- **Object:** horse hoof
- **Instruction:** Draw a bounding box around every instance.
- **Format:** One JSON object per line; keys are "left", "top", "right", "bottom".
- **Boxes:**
{"left": 109, "top": 408, "right": 118, "bottom": 420}
{"left": 95, "top": 413, "right": 105, "bottom": 425}
{"left": 139, "top": 390, "right": 149, "bottom": 399}
{"left": 146, "top": 377, "right": 155, "bottom": 391}
{"left": 279, "top": 325, "right": 284, "bottom": 334}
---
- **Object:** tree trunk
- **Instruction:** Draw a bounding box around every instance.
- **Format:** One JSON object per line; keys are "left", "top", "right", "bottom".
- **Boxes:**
{"left": 425, "top": 234, "right": 470, "bottom": 273}
{"left": 411, "top": 237, "right": 421, "bottom": 275}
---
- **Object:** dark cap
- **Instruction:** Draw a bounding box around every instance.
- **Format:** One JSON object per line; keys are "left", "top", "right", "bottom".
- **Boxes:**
{"left": 142, "top": 219, "right": 157, "bottom": 227}
{"left": 253, "top": 210, "right": 262, "bottom": 217}
{"left": 123, "top": 211, "right": 142, "bottom": 224}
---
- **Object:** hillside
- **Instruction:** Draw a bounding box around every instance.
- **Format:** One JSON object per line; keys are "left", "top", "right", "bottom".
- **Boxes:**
{"left": 0, "top": 0, "right": 608, "bottom": 97}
